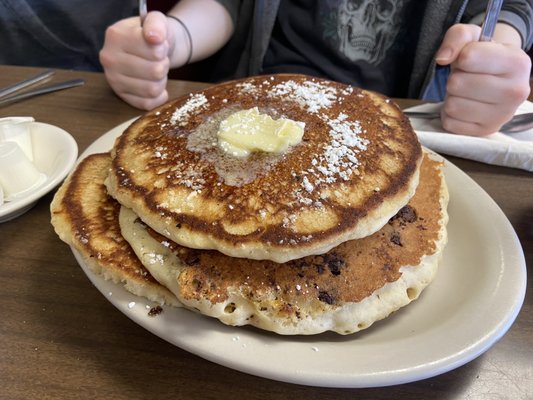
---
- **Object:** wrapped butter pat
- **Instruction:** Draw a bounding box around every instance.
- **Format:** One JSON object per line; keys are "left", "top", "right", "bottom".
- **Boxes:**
{"left": 0, "top": 116, "right": 35, "bottom": 162}
{"left": 0, "top": 141, "right": 46, "bottom": 201}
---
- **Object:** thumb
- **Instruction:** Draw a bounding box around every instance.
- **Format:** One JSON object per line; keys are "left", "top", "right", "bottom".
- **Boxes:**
{"left": 435, "top": 23, "right": 481, "bottom": 66}
{"left": 142, "top": 11, "right": 169, "bottom": 45}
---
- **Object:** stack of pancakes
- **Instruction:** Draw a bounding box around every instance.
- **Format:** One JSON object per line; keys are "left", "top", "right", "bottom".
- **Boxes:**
{"left": 51, "top": 74, "right": 448, "bottom": 335}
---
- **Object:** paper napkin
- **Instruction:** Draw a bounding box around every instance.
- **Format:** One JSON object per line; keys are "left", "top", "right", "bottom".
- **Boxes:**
{"left": 406, "top": 101, "right": 533, "bottom": 172}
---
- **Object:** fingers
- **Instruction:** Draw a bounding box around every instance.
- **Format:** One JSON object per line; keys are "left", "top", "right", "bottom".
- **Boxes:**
{"left": 446, "top": 68, "right": 530, "bottom": 105}
{"left": 440, "top": 96, "right": 516, "bottom": 136}
{"left": 101, "top": 50, "right": 170, "bottom": 81}
{"left": 104, "top": 60, "right": 169, "bottom": 96}
{"left": 454, "top": 42, "right": 531, "bottom": 77}
{"left": 142, "top": 11, "right": 169, "bottom": 45}
{"left": 436, "top": 24, "right": 531, "bottom": 76}
{"left": 436, "top": 24, "right": 481, "bottom": 65}
{"left": 435, "top": 23, "right": 532, "bottom": 136}
{"left": 117, "top": 89, "right": 170, "bottom": 111}
{"left": 100, "top": 12, "right": 172, "bottom": 110}
{"left": 101, "top": 55, "right": 170, "bottom": 109}
{"left": 102, "top": 18, "right": 169, "bottom": 62}
{"left": 442, "top": 48, "right": 531, "bottom": 136}
{"left": 442, "top": 80, "right": 530, "bottom": 136}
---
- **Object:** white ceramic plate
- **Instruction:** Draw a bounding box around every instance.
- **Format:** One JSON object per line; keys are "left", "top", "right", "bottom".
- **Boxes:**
{"left": 0, "top": 122, "right": 78, "bottom": 222}
{"left": 73, "top": 120, "right": 527, "bottom": 388}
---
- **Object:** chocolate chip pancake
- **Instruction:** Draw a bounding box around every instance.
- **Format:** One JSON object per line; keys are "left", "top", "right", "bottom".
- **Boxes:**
{"left": 106, "top": 74, "right": 423, "bottom": 263}
{"left": 120, "top": 152, "right": 448, "bottom": 335}
{"left": 50, "top": 153, "right": 180, "bottom": 307}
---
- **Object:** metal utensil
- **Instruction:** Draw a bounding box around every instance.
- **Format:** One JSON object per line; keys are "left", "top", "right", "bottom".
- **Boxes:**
{"left": 405, "top": 3, "right": 510, "bottom": 131}
{"left": 0, "top": 79, "right": 85, "bottom": 108}
{"left": 402, "top": 111, "right": 442, "bottom": 120}
{"left": 497, "top": 112, "right": 533, "bottom": 133}
{"left": 479, "top": 0, "right": 503, "bottom": 42}
{"left": 139, "top": 0, "right": 147, "bottom": 26}
{"left": 403, "top": 110, "right": 533, "bottom": 134}
{"left": 0, "top": 69, "right": 54, "bottom": 99}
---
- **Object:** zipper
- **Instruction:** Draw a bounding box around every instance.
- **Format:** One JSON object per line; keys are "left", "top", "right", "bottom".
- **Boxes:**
{"left": 420, "top": 0, "right": 470, "bottom": 100}
{"left": 455, "top": 0, "right": 469, "bottom": 23}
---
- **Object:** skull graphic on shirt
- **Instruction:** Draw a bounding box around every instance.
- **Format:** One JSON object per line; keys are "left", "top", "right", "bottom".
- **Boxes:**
{"left": 337, "top": 0, "right": 403, "bottom": 65}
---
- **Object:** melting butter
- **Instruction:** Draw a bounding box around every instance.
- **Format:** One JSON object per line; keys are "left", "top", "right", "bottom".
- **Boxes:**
{"left": 217, "top": 107, "right": 305, "bottom": 157}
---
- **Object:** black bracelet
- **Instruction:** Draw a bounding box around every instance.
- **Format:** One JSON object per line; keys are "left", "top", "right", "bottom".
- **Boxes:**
{"left": 167, "top": 15, "right": 193, "bottom": 65}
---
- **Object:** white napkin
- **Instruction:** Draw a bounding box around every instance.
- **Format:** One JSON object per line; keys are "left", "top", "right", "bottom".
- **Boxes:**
{"left": 407, "top": 101, "right": 533, "bottom": 172}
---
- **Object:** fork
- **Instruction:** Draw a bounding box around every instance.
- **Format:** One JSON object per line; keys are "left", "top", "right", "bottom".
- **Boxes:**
{"left": 139, "top": 0, "right": 148, "bottom": 26}
{"left": 479, "top": 0, "right": 503, "bottom": 42}
{"left": 0, "top": 79, "right": 85, "bottom": 108}
{"left": 405, "top": 2, "right": 507, "bottom": 125}
{"left": 0, "top": 69, "right": 54, "bottom": 99}
{"left": 0, "top": 70, "right": 85, "bottom": 108}
{"left": 403, "top": 110, "right": 533, "bottom": 134}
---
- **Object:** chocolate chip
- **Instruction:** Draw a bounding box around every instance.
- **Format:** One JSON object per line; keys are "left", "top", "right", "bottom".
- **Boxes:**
{"left": 401, "top": 205, "right": 418, "bottom": 222}
{"left": 318, "top": 291, "right": 335, "bottom": 304}
{"left": 390, "top": 231, "right": 402, "bottom": 246}
{"left": 183, "top": 250, "right": 201, "bottom": 265}
{"left": 323, "top": 253, "right": 345, "bottom": 276}
{"left": 186, "top": 256, "right": 200, "bottom": 265}
{"left": 148, "top": 306, "right": 163, "bottom": 317}
{"left": 390, "top": 205, "right": 418, "bottom": 224}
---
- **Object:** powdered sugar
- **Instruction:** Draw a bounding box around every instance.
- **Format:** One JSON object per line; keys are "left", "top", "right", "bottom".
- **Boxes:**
{"left": 235, "top": 82, "right": 259, "bottom": 95}
{"left": 154, "top": 146, "right": 168, "bottom": 160}
{"left": 314, "top": 112, "right": 369, "bottom": 183}
{"left": 267, "top": 80, "right": 338, "bottom": 113}
{"left": 163, "top": 77, "right": 371, "bottom": 229}
{"left": 293, "top": 111, "right": 369, "bottom": 204}
{"left": 301, "top": 176, "right": 314, "bottom": 193}
{"left": 146, "top": 252, "right": 164, "bottom": 265}
{"left": 170, "top": 93, "right": 208, "bottom": 126}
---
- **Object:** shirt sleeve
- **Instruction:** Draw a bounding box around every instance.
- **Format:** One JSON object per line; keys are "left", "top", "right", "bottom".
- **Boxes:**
{"left": 464, "top": 0, "right": 533, "bottom": 50}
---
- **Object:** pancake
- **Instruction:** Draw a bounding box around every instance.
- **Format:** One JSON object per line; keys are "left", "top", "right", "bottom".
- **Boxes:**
{"left": 50, "top": 153, "right": 181, "bottom": 307}
{"left": 119, "top": 152, "right": 448, "bottom": 335}
{"left": 106, "top": 74, "right": 423, "bottom": 263}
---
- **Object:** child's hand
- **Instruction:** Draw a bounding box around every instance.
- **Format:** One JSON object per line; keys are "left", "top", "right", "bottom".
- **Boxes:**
{"left": 99, "top": 11, "right": 175, "bottom": 110}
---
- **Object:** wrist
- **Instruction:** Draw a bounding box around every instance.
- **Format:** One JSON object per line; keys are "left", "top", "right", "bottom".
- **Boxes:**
{"left": 167, "top": 15, "right": 193, "bottom": 68}
{"left": 493, "top": 22, "right": 523, "bottom": 48}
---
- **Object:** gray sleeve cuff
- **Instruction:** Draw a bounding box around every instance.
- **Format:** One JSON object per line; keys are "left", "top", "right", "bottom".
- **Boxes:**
{"left": 468, "top": 11, "right": 532, "bottom": 50}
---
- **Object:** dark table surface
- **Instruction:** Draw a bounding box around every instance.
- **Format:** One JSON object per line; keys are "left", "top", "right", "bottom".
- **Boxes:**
{"left": 0, "top": 65, "right": 531, "bottom": 400}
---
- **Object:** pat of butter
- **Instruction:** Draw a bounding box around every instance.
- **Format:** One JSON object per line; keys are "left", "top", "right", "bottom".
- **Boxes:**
{"left": 217, "top": 107, "right": 305, "bottom": 157}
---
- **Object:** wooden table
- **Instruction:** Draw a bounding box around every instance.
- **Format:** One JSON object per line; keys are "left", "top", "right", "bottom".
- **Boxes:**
{"left": 0, "top": 65, "right": 531, "bottom": 400}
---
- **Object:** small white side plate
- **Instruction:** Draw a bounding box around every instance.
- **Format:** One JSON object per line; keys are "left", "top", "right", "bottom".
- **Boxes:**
{"left": 0, "top": 122, "right": 78, "bottom": 222}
